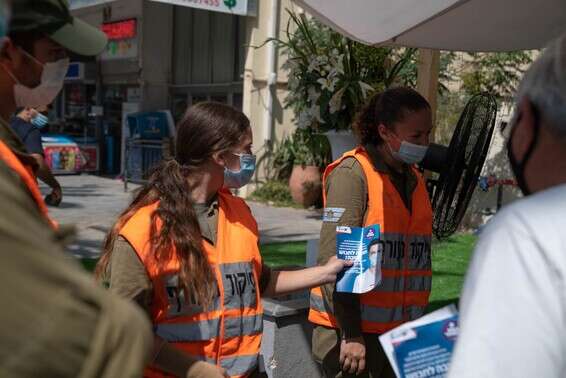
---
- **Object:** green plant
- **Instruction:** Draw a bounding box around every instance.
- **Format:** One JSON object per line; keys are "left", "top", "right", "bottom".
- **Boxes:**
{"left": 249, "top": 180, "right": 297, "bottom": 208}
{"left": 395, "top": 51, "right": 457, "bottom": 95}
{"left": 435, "top": 91, "right": 471, "bottom": 146}
{"left": 459, "top": 51, "right": 535, "bottom": 100}
{"left": 270, "top": 138, "right": 295, "bottom": 180}
{"left": 263, "top": 10, "right": 415, "bottom": 132}
{"left": 270, "top": 128, "right": 331, "bottom": 181}
{"left": 289, "top": 128, "right": 330, "bottom": 167}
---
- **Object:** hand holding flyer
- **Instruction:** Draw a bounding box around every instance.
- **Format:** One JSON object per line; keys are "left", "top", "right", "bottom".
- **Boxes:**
{"left": 335, "top": 224, "right": 381, "bottom": 293}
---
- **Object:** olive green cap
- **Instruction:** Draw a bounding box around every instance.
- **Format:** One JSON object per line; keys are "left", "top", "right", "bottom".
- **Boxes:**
{"left": 10, "top": 0, "right": 108, "bottom": 56}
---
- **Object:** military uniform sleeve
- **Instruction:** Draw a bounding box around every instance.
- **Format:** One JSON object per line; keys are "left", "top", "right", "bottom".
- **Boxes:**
{"left": 318, "top": 157, "right": 367, "bottom": 339}
{"left": 108, "top": 236, "right": 153, "bottom": 317}
{"left": 0, "top": 161, "right": 152, "bottom": 378}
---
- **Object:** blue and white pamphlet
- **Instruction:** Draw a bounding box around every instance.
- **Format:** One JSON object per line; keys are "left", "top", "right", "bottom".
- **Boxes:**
{"left": 379, "top": 305, "right": 459, "bottom": 378}
{"left": 336, "top": 224, "right": 381, "bottom": 294}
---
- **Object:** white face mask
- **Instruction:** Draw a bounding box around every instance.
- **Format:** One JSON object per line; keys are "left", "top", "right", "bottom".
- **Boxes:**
{"left": 3, "top": 49, "right": 69, "bottom": 108}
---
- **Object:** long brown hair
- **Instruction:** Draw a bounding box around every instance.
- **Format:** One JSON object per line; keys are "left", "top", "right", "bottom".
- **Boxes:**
{"left": 96, "top": 102, "right": 251, "bottom": 309}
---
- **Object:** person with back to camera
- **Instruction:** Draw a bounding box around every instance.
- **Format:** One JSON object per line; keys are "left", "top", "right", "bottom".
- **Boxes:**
{"left": 448, "top": 32, "right": 566, "bottom": 378}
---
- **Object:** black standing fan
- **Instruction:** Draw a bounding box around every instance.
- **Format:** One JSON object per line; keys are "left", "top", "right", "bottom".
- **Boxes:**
{"left": 421, "top": 93, "right": 498, "bottom": 239}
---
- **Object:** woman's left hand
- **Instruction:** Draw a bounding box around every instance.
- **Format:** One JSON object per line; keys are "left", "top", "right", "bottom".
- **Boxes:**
{"left": 321, "top": 256, "right": 353, "bottom": 284}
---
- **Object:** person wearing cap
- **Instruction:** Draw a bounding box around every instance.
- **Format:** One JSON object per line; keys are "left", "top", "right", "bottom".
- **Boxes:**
{"left": 448, "top": 33, "right": 566, "bottom": 378}
{"left": 11, "top": 106, "right": 63, "bottom": 206}
{"left": 0, "top": 1, "right": 154, "bottom": 377}
{"left": 0, "top": 0, "right": 106, "bottom": 224}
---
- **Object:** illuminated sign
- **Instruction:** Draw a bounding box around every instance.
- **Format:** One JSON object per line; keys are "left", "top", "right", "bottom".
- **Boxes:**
{"left": 101, "top": 19, "right": 137, "bottom": 40}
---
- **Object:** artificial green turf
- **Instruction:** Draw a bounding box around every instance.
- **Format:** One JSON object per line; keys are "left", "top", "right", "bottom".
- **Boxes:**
{"left": 80, "top": 234, "right": 476, "bottom": 311}
{"left": 428, "top": 233, "right": 476, "bottom": 311}
{"left": 261, "top": 241, "right": 310, "bottom": 267}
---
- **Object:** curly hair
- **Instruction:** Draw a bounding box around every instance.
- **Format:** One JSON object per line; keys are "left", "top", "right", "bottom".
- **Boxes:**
{"left": 353, "top": 87, "right": 430, "bottom": 146}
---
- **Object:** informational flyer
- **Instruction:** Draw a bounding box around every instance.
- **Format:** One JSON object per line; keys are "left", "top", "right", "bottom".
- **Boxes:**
{"left": 379, "top": 305, "right": 459, "bottom": 378}
{"left": 335, "top": 224, "right": 381, "bottom": 293}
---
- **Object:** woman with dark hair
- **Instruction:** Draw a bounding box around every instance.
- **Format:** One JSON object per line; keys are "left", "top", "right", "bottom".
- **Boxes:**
{"left": 96, "top": 102, "right": 348, "bottom": 378}
{"left": 309, "top": 87, "right": 434, "bottom": 378}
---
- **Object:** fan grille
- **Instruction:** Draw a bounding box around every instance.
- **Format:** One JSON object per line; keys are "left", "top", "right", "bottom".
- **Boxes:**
{"left": 432, "top": 93, "right": 498, "bottom": 239}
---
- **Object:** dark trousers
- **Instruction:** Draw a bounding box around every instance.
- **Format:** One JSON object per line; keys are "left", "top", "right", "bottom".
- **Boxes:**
{"left": 312, "top": 325, "right": 396, "bottom": 378}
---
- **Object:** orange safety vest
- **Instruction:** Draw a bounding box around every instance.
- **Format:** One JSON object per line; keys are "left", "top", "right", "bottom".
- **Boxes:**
{"left": 309, "top": 147, "right": 433, "bottom": 334}
{"left": 0, "top": 140, "right": 56, "bottom": 228}
{"left": 120, "top": 189, "right": 263, "bottom": 378}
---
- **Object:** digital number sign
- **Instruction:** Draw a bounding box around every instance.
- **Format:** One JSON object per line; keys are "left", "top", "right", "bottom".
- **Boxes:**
{"left": 101, "top": 19, "right": 137, "bottom": 40}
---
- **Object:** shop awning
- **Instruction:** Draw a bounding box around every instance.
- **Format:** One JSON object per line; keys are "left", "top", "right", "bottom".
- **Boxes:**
{"left": 293, "top": 0, "right": 566, "bottom": 51}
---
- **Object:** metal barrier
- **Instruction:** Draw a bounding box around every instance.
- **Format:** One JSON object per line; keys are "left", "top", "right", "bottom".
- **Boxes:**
{"left": 123, "top": 139, "right": 171, "bottom": 191}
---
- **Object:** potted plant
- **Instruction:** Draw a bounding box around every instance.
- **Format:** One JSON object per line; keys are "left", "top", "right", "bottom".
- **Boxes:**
{"left": 268, "top": 11, "right": 416, "bottom": 159}
{"left": 286, "top": 128, "right": 330, "bottom": 208}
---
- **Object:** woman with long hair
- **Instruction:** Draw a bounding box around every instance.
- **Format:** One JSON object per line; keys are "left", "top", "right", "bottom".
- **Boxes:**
{"left": 96, "top": 102, "right": 347, "bottom": 378}
{"left": 309, "top": 87, "right": 434, "bottom": 378}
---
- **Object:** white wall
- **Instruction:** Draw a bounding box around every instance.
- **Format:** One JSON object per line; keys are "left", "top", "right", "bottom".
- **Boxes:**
{"left": 241, "top": 0, "right": 299, "bottom": 196}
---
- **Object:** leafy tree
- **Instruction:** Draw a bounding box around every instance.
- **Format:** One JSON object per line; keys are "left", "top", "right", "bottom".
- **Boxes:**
{"left": 459, "top": 51, "right": 535, "bottom": 100}
{"left": 394, "top": 51, "right": 457, "bottom": 94}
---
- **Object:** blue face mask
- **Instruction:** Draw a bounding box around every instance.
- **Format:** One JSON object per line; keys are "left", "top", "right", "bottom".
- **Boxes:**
{"left": 31, "top": 113, "right": 49, "bottom": 129}
{"left": 224, "top": 153, "right": 256, "bottom": 189}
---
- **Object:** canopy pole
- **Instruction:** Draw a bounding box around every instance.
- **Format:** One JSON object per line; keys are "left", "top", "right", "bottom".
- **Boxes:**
{"left": 416, "top": 48, "right": 440, "bottom": 141}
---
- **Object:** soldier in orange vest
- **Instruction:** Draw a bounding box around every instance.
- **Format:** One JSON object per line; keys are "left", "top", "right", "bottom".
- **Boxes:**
{"left": 96, "top": 102, "right": 349, "bottom": 378}
{"left": 309, "top": 88, "right": 434, "bottom": 378}
{"left": 1, "top": 2, "right": 155, "bottom": 377}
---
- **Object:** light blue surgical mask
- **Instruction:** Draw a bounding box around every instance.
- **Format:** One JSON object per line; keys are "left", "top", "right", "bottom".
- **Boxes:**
{"left": 387, "top": 133, "right": 429, "bottom": 165}
{"left": 31, "top": 113, "right": 49, "bottom": 129}
{"left": 224, "top": 153, "right": 256, "bottom": 189}
{"left": 392, "top": 141, "right": 428, "bottom": 165}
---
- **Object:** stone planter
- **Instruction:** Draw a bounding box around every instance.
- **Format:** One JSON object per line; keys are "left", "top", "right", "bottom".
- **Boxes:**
{"left": 288, "top": 165, "right": 322, "bottom": 208}
{"left": 324, "top": 130, "right": 357, "bottom": 161}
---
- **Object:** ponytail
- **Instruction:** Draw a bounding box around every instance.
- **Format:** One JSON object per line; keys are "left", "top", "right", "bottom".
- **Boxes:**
{"left": 96, "top": 159, "right": 217, "bottom": 309}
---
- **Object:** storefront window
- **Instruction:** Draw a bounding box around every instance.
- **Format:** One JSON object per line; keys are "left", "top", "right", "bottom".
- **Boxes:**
{"left": 171, "top": 6, "right": 245, "bottom": 113}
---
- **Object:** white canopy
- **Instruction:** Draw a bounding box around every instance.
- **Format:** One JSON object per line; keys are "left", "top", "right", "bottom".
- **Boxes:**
{"left": 293, "top": 0, "right": 566, "bottom": 51}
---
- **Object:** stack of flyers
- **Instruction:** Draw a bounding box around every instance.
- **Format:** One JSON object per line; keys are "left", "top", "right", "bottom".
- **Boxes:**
{"left": 335, "top": 224, "right": 381, "bottom": 294}
{"left": 379, "top": 305, "right": 459, "bottom": 378}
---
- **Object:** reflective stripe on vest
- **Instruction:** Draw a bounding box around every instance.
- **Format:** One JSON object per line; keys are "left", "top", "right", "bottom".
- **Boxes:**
{"left": 309, "top": 147, "right": 433, "bottom": 334}
{"left": 120, "top": 190, "right": 263, "bottom": 378}
{"left": 156, "top": 313, "right": 263, "bottom": 342}
{"left": 0, "top": 140, "right": 56, "bottom": 228}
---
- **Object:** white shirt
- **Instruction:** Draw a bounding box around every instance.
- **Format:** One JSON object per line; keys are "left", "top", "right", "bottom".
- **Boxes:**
{"left": 448, "top": 184, "right": 566, "bottom": 378}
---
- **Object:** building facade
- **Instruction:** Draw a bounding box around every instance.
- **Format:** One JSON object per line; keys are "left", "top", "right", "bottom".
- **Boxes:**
{"left": 65, "top": 0, "right": 299, "bottom": 192}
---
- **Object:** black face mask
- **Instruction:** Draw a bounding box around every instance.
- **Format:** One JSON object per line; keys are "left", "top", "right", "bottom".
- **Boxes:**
{"left": 506, "top": 107, "right": 540, "bottom": 196}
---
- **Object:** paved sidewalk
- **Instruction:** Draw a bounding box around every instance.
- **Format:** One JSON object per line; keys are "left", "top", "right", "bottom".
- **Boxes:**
{"left": 40, "top": 174, "right": 322, "bottom": 259}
